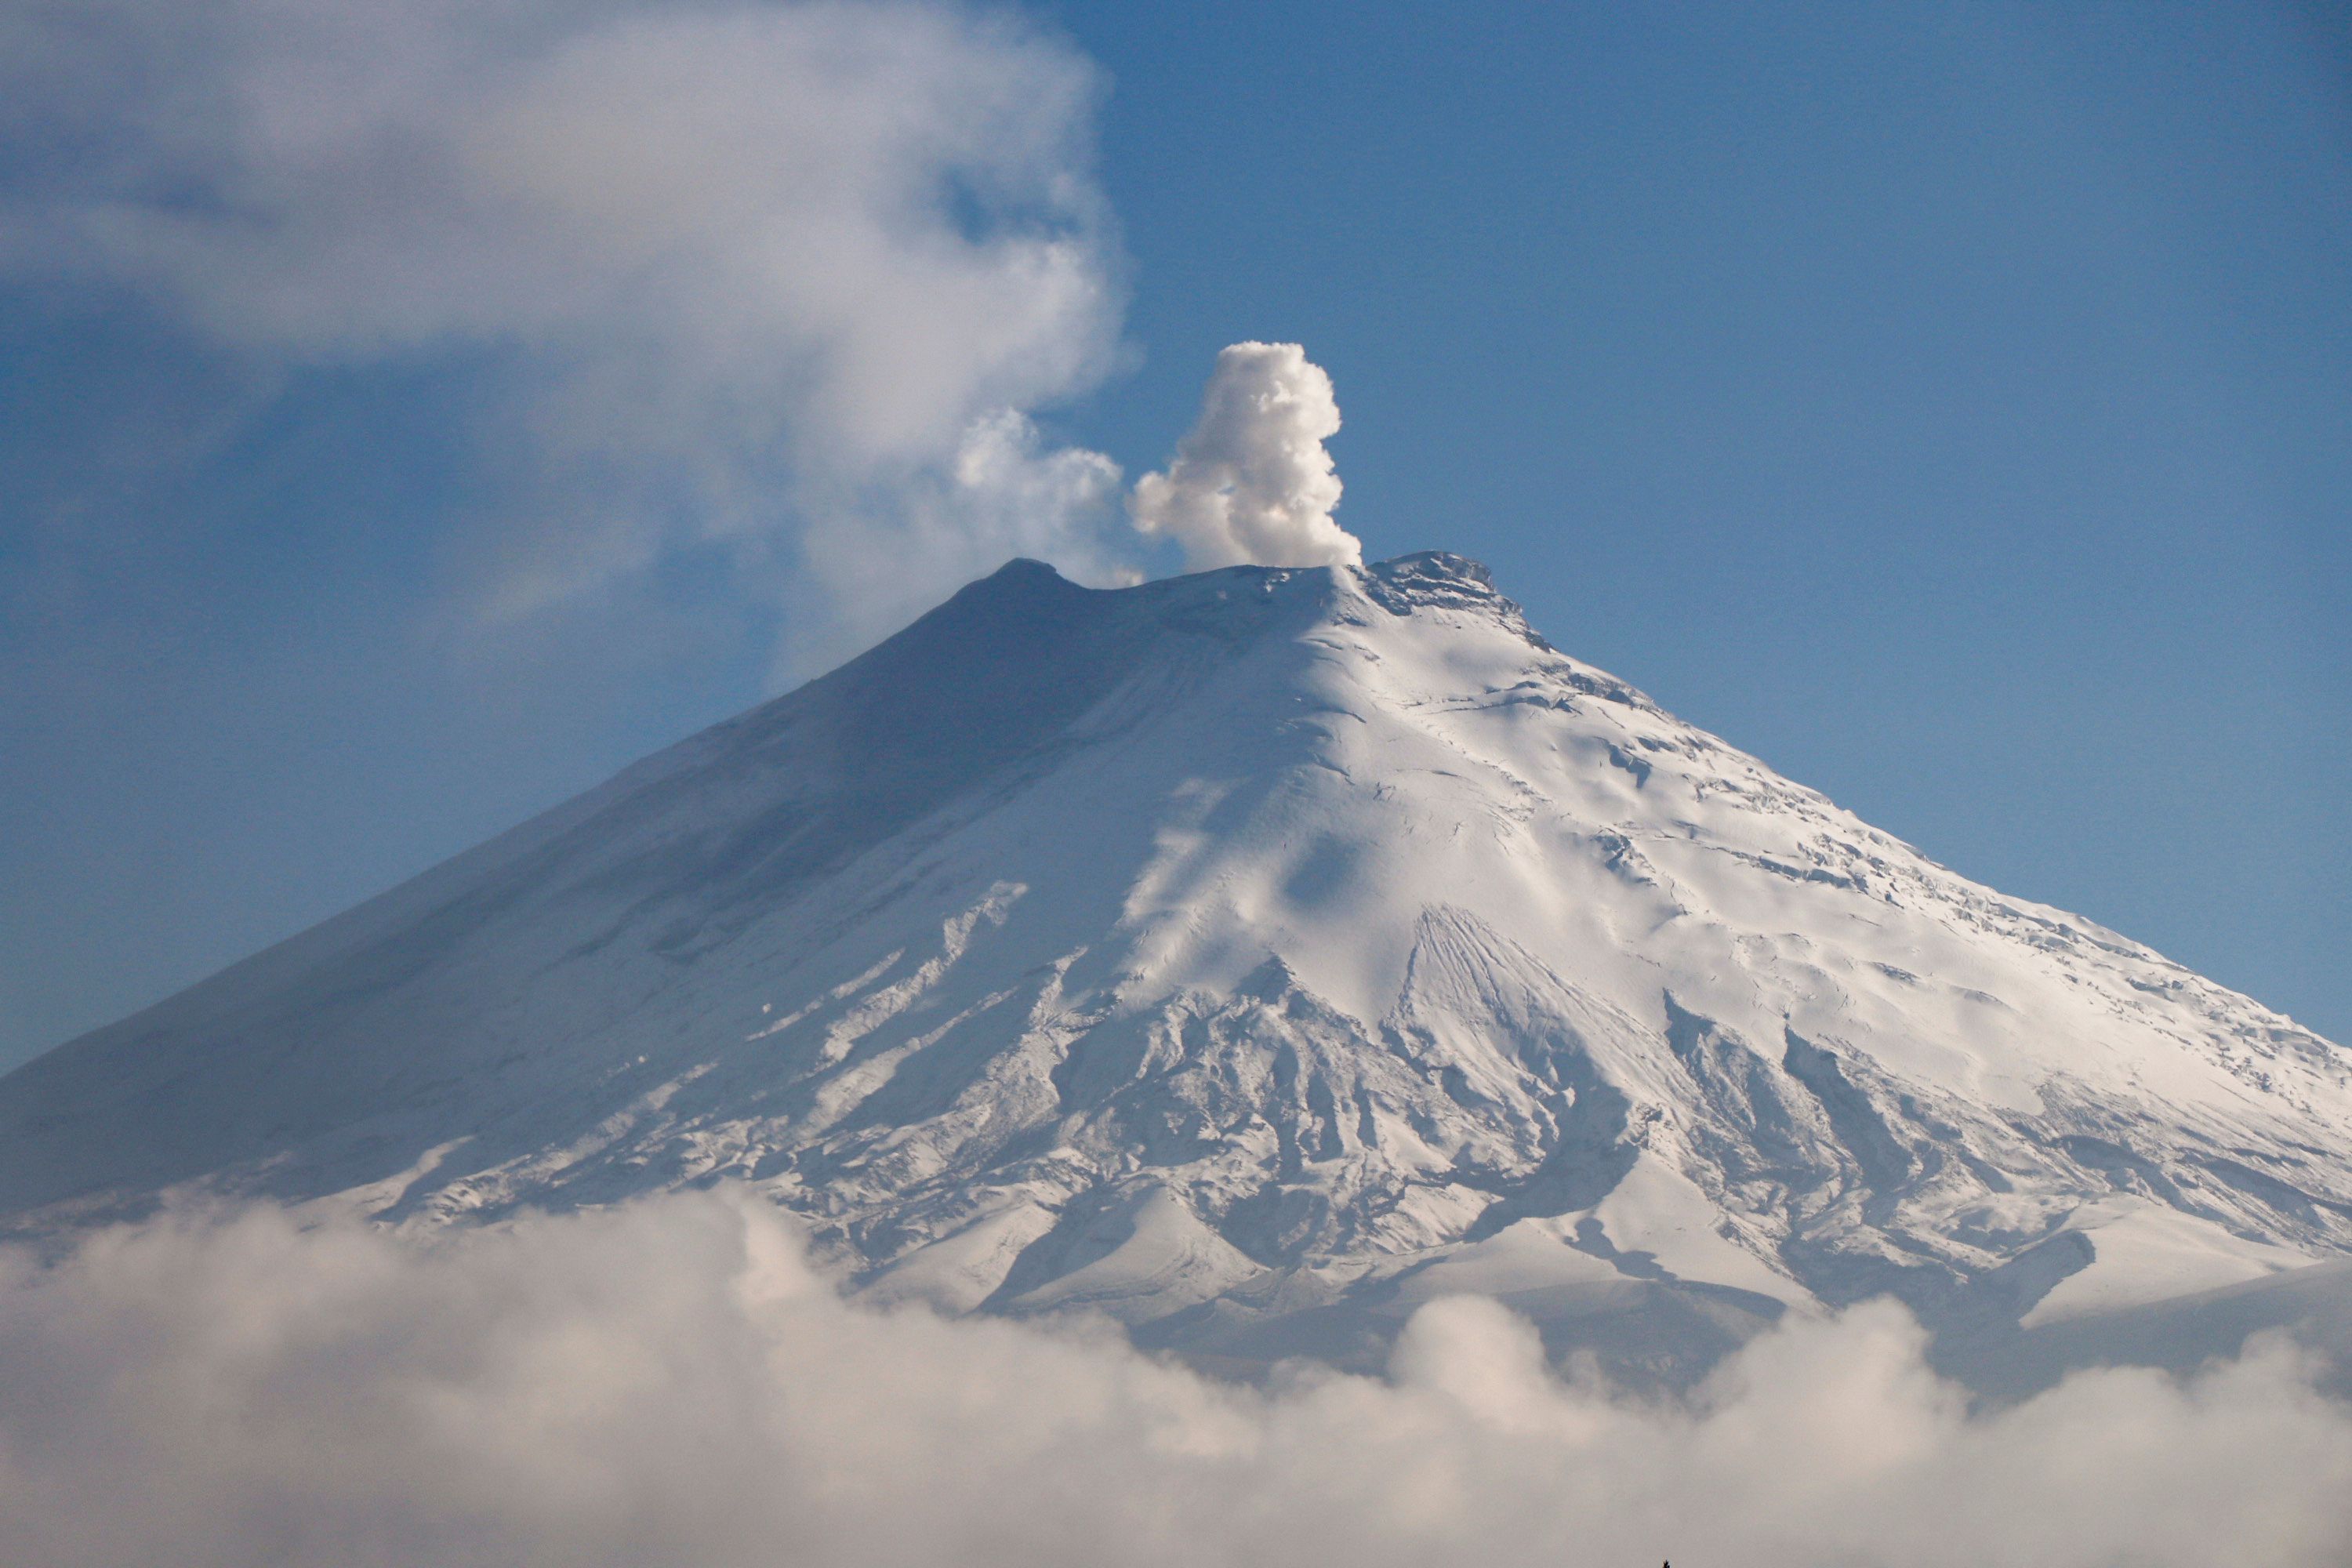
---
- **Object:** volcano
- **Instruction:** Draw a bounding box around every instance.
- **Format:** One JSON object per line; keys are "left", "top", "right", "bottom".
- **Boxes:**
{"left": 6, "top": 554, "right": 2347, "bottom": 1385}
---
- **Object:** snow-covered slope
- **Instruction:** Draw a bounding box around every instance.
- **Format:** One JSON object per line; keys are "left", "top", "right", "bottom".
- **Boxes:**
{"left": 5, "top": 554, "right": 2347, "bottom": 1382}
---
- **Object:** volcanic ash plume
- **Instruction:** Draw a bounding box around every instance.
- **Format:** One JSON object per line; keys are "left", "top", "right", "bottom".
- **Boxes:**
{"left": 1130, "top": 341, "right": 1362, "bottom": 569}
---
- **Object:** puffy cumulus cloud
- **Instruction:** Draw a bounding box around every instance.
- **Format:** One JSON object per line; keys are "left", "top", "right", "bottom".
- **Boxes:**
{"left": 1130, "top": 340, "right": 1362, "bottom": 570}
{"left": 2, "top": 1189, "right": 2349, "bottom": 1568}
{"left": 0, "top": 0, "right": 1131, "bottom": 662}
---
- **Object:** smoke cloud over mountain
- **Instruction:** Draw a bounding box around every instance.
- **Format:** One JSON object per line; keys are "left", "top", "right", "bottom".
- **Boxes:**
{"left": 1130, "top": 341, "right": 1362, "bottom": 570}
{"left": 1, "top": 1, "right": 1384, "bottom": 666}
{"left": 1, "top": 1189, "right": 2345, "bottom": 1568}
{"left": 0, "top": 0, "right": 1133, "bottom": 659}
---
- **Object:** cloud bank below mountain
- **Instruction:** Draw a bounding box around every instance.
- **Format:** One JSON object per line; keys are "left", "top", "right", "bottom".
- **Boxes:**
{"left": 1, "top": 1189, "right": 2345, "bottom": 1568}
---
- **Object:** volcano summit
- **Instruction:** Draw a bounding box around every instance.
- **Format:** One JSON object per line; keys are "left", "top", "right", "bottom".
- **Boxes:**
{"left": 5, "top": 554, "right": 2347, "bottom": 1384}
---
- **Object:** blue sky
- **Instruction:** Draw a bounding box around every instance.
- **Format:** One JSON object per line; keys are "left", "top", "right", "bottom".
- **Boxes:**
{"left": 2, "top": 0, "right": 2346, "bottom": 1069}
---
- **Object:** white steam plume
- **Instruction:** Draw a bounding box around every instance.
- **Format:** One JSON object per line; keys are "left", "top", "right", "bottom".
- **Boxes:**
{"left": 1, "top": 1189, "right": 2347, "bottom": 1568}
{"left": 1130, "top": 340, "right": 1363, "bottom": 570}
{"left": 0, "top": 0, "right": 1134, "bottom": 664}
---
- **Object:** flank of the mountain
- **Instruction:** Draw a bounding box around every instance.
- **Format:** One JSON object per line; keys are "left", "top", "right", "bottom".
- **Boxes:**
{"left": 6, "top": 553, "right": 2347, "bottom": 1387}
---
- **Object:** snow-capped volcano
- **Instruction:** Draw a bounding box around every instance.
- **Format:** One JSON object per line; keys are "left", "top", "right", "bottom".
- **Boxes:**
{"left": 5, "top": 554, "right": 2347, "bottom": 1381}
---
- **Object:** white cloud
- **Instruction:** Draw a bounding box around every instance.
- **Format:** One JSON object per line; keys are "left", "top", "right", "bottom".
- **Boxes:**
{"left": 2, "top": 1188, "right": 2347, "bottom": 1567}
{"left": 0, "top": 0, "right": 1131, "bottom": 662}
{"left": 782, "top": 407, "right": 1131, "bottom": 670}
{"left": 1129, "top": 340, "right": 1362, "bottom": 570}
{"left": 0, "top": 5, "right": 1381, "bottom": 660}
